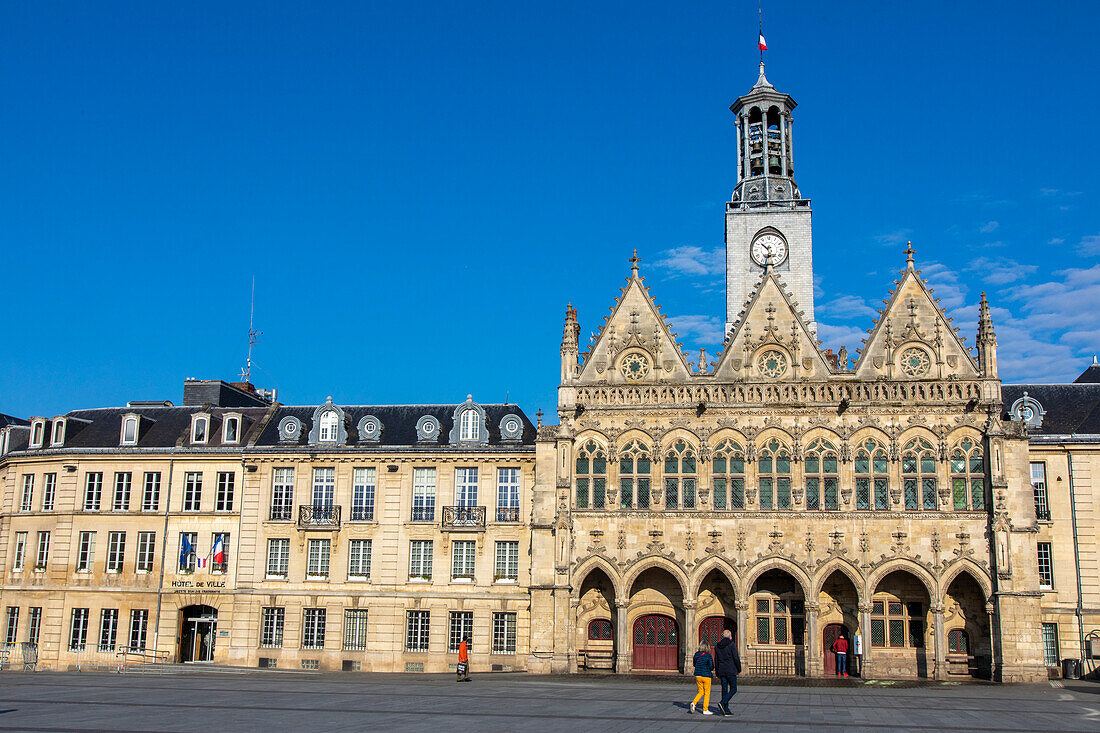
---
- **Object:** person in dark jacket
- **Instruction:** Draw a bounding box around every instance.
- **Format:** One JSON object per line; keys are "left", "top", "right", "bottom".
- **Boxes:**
{"left": 689, "top": 642, "right": 715, "bottom": 715}
{"left": 714, "top": 629, "right": 742, "bottom": 716}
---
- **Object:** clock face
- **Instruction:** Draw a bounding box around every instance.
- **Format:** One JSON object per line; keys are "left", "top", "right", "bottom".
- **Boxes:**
{"left": 751, "top": 232, "right": 788, "bottom": 267}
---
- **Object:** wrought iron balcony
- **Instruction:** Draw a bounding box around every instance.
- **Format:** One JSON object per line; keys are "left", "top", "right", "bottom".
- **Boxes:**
{"left": 298, "top": 504, "right": 341, "bottom": 529}
{"left": 441, "top": 505, "right": 486, "bottom": 531}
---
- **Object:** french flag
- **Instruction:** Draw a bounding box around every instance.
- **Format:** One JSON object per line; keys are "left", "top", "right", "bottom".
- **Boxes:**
{"left": 212, "top": 535, "right": 225, "bottom": 567}
{"left": 759, "top": 34, "right": 767, "bottom": 51}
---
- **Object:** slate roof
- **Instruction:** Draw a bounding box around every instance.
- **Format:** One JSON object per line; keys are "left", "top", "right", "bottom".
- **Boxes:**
{"left": 0, "top": 414, "right": 27, "bottom": 428}
{"left": 1004, "top": 363, "right": 1100, "bottom": 438}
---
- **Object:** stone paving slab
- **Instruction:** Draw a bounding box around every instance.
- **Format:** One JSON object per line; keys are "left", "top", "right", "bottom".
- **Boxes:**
{"left": 0, "top": 672, "right": 1096, "bottom": 732}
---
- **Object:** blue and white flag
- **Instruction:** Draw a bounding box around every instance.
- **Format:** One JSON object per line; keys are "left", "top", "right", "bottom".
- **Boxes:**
{"left": 179, "top": 534, "right": 193, "bottom": 569}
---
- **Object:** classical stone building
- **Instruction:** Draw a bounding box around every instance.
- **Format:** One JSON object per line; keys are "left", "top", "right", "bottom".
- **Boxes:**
{"left": 0, "top": 380, "right": 536, "bottom": 672}
{"left": 526, "top": 64, "right": 1048, "bottom": 682}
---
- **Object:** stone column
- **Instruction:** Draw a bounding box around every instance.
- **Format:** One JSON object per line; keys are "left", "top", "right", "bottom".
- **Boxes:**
{"left": 683, "top": 599, "right": 697, "bottom": 674}
{"left": 986, "top": 603, "right": 997, "bottom": 680}
{"left": 568, "top": 597, "right": 580, "bottom": 673}
{"left": 615, "top": 599, "right": 630, "bottom": 673}
{"left": 858, "top": 603, "right": 873, "bottom": 678}
{"left": 804, "top": 601, "right": 820, "bottom": 677}
{"left": 736, "top": 600, "right": 750, "bottom": 668}
{"left": 742, "top": 113, "right": 750, "bottom": 179}
{"left": 933, "top": 604, "right": 947, "bottom": 680}
{"left": 780, "top": 114, "right": 789, "bottom": 178}
{"left": 787, "top": 115, "right": 795, "bottom": 175}
{"left": 734, "top": 117, "right": 743, "bottom": 182}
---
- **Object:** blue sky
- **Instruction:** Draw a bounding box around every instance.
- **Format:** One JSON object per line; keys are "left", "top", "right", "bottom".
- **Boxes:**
{"left": 2, "top": 1, "right": 1098, "bottom": 422}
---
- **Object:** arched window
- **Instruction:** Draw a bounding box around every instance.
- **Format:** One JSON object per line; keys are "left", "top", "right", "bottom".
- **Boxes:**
{"left": 122, "top": 417, "right": 138, "bottom": 445}
{"left": 319, "top": 411, "right": 339, "bottom": 442}
{"left": 902, "top": 438, "right": 938, "bottom": 511}
{"left": 758, "top": 439, "right": 791, "bottom": 510}
{"left": 663, "top": 440, "right": 696, "bottom": 509}
{"left": 804, "top": 438, "right": 839, "bottom": 510}
{"left": 950, "top": 438, "right": 985, "bottom": 511}
{"left": 587, "top": 619, "right": 613, "bottom": 640}
{"left": 223, "top": 416, "right": 240, "bottom": 444}
{"left": 871, "top": 594, "right": 924, "bottom": 648}
{"left": 618, "top": 439, "right": 651, "bottom": 509}
{"left": 575, "top": 440, "right": 606, "bottom": 509}
{"left": 855, "top": 439, "right": 890, "bottom": 510}
{"left": 460, "top": 409, "right": 480, "bottom": 441}
{"left": 712, "top": 440, "right": 745, "bottom": 510}
{"left": 191, "top": 416, "right": 208, "bottom": 444}
{"left": 947, "top": 628, "right": 970, "bottom": 654}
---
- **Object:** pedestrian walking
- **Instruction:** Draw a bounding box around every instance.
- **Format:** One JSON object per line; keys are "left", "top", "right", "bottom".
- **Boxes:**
{"left": 689, "top": 642, "right": 715, "bottom": 715}
{"left": 832, "top": 631, "right": 849, "bottom": 678}
{"left": 713, "top": 629, "right": 741, "bottom": 716}
{"left": 457, "top": 635, "right": 471, "bottom": 682}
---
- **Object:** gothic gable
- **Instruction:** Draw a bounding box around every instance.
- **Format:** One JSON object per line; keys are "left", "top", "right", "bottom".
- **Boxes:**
{"left": 853, "top": 266, "right": 979, "bottom": 380}
{"left": 713, "top": 271, "right": 832, "bottom": 380}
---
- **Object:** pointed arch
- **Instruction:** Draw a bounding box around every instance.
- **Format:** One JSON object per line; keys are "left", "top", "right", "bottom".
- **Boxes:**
{"left": 744, "top": 557, "right": 812, "bottom": 598}
{"left": 623, "top": 556, "right": 691, "bottom": 599}
{"left": 707, "top": 427, "right": 749, "bottom": 453}
{"left": 867, "top": 559, "right": 937, "bottom": 600}
{"left": 940, "top": 559, "right": 993, "bottom": 602}
{"left": 658, "top": 428, "right": 702, "bottom": 454}
{"left": 690, "top": 556, "right": 742, "bottom": 599}
{"left": 812, "top": 558, "right": 866, "bottom": 600}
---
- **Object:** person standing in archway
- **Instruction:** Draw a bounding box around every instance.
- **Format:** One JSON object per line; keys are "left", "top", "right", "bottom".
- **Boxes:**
{"left": 715, "top": 629, "right": 742, "bottom": 716}
{"left": 832, "top": 630, "right": 849, "bottom": 678}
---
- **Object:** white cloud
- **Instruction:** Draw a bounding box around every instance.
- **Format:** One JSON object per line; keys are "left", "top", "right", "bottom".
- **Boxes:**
{"left": 916, "top": 261, "right": 968, "bottom": 310}
{"left": 668, "top": 314, "right": 726, "bottom": 349}
{"left": 968, "top": 257, "right": 1038, "bottom": 286}
{"left": 1077, "top": 234, "right": 1100, "bottom": 257}
{"left": 979, "top": 221, "right": 999, "bottom": 233}
{"left": 874, "top": 229, "right": 913, "bottom": 247}
{"left": 818, "top": 294, "right": 877, "bottom": 320}
{"left": 652, "top": 246, "right": 724, "bottom": 278}
{"left": 813, "top": 275, "right": 824, "bottom": 299}
{"left": 1048, "top": 237, "right": 1065, "bottom": 245}
{"left": 815, "top": 321, "right": 869, "bottom": 353}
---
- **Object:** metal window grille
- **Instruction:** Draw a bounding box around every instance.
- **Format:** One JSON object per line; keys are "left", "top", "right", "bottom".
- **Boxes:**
{"left": 113, "top": 472, "right": 131, "bottom": 511}
{"left": 106, "top": 532, "right": 125, "bottom": 573}
{"left": 1037, "top": 542, "right": 1054, "bottom": 589}
{"left": 35, "top": 531, "right": 50, "bottom": 569}
{"left": 307, "top": 539, "right": 331, "bottom": 578}
{"left": 137, "top": 532, "right": 155, "bottom": 572}
{"left": 666, "top": 477, "right": 682, "bottom": 509}
{"left": 129, "top": 609, "right": 149, "bottom": 651}
{"left": 712, "top": 478, "right": 726, "bottom": 510}
{"left": 20, "top": 475, "right": 33, "bottom": 512}
{"left": 76, "top": 532, "right": 96, "bottom": 572}
{"left": 455, "top": 468, "right": 478, "bottom": 507}
{"left": 409, "top": 540, "right": 433, "bottom": 580}
{"left": 42, "top": 473, "right": 56, "bottom": 511}
{"left": 874, "top": 478, "right": 889, "bottom": 510}
{"left": 805, "top": 477, "right": 820, "bottom": 509}
{"left": 69, "top": 608, "right": 89, "bottom": 651}
{"left": 496, "top": 468, "right": 520, "bottom": 521}
{"left": 183, "top": 472, "right": 202, "bottom": 512}
{"left": 759, "top": 478, "right": 773, "bottom": 510}
{"left": 312, "top": 468, "right": 335, "bottom": 507}
{"left": 27, "top": 607, "right": 42, "bottom": 645}
{"left": 261, "top": 607, "right": 284, "bottom": 648}
{"left": 412, "top": 468, "right": 436, "bottom": 521}
{"left": 856, "top": 478, "right": 870, "bottom": 510}
{"left": 406, "top": 610, "right": 430, "bottom": 652}
{"left": 215, "top": 472, "right": 235, "bottom": 512}
{"left": 947, "top": 628, "right": 968, "bottom": 654}
{"left": 12, "top": 533, "right": 26, "bottom": 571}
{"left": 449, "top": 612, "right": 473, "bottom": 652}
{"left": 452, "top": 541, "right": 476, "bottom": 580}
{"left": 84, "top": 473, "right": 103, "bottom": 511}
{"left": 141, "top": 472, "right": 160, "bottom": 512}
{"left": 1031, "top": 463, "right": 1050, "bottom": 521}
{"left": 302, "top": 608, "right": 326, "bottom": 649}
{"left": 592, "top": 477, "right": 606, "bottom": 509}
{"left": 267, "top": 538, "right": 289, "bottom": 577}
{"left": 270, "top": 468, "right": 294, "bottom": 520}
{"left": 492, "top": 612, "right": 517, "bottom": 654}
{"left": 351, "top": 468, "right": 375, "bottom": 521}
{"left": 1041, "top": 622, "right": 1059, "bottom": 666}
{"left": 923, "top": 478, "right": 937, "bottom": 510}
{"left": 620, "top": 477, "right": 634, "bottom": 509}
{"left": 576, "top": 478, "right": 589, "bottom": 509}
{"left": 99, "top": 609, "right": 119, "bottom": 651}
{"left": 495, "top": 541, "right": 519, "bottom": 581}
{"left": 343, "top": 610, "right": 369, "bottom": 651}
{"left": 348, "top": 540, "right": 371, "bottom": 579}
{"left": 5, "top": 607, "right": 18, "bottom": 645}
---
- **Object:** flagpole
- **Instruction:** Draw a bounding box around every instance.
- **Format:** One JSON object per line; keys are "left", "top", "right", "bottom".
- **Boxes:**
{"left": 759, "top": 0, "right": 764, "bottom": 66}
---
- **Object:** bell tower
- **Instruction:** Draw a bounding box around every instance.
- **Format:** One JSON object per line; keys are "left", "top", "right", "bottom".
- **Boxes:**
{"left": 725, "top": 63, "right": 815, "bottom": 334}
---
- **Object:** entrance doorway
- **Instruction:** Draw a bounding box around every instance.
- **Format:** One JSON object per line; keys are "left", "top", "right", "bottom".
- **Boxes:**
{"left": 632, "top": 615, "right": 679, "bottom": 671}
{"left": 823, "top": 623, "right": 852, "bottom": 676}
{"left": 179, "top": 605, "right": 218, "bottom": 662}
{"left": 699, "top": 616, "right": 736, "bottom": 648}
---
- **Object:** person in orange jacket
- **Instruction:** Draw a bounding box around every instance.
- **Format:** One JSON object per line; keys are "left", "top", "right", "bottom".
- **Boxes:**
{"left": 457, "top": 635, "right": 471, "bottom": 682}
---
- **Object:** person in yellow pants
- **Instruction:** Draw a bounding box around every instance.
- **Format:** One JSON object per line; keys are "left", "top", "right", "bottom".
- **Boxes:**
{"left": 690, "top": 642, "right": 715, "bottom": 715}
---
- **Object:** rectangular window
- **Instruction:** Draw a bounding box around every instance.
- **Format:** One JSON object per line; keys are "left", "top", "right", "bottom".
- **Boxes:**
{"left": 42, "top": 473, "right": 56, "bottom": 511}
{"left": 106, "top": 531, "right": 125, "bottom": 573}
{"left": 1042, "top": 622, "right": 1059, "bottom": 666}
{"left": 412, "top": 468, "right": 436, "bottom": 521}
{"left": 35, "top": 531, "right": 50, "bottom": 569}
{"left": 759, "top": 477, "right": 773, "bottom": 510}
{"left": 312, "top": 467, "right": 335, "bottom": 507}
{"left": 495, "top": 541, "right": 519, "bottom": 581}
{"left": 592, "top": 477, "right": 606, "bottom": 509}
{"left": 496, "top": 468, "right": 520, "bottom": 522}
{"left": 142, "top": 472, "right": 160, "bottom": 512}
{"left": 905, "top": 478, "right": 919, "bottom": 510}
{"left": 69, "top": 608, "right": 90, "bottom": 651}
{"left": 455, "top": 467, "right": 478, "bottom": 507}
{"left": 406, "top": 610, "right": 430, "bottom": 652}
{"left": 492, "top": 612, "right": 517, "bottom": 654}
{"left": 129, "top": 609, "right": 149, "bottom": 651}
{"left": 1031, "top": 462, "right": 1050, "bottom": 521}
{"left": 302, "top": 608, "right": 326, "bottom": 649}
{"left": 665, "top": 478, "right": 680, "bottom": 509}
{"left": 266, "top": 538, "right": 290, "bottom": 578}
{"left": 776, "top": 477, "right": 790, "bottom": 510}
{"left": 99, "top": 608, "right": 119, "bottom": 651}
{"left": 5, "top": 607, "right": 18, "bottom": 645}
{"left": 576, "top": 478, "right": 589, "bottom": 509}
{"left": 76, "top": 531, "right": 96, "bottom": 572}
{"left": 348, "top": 539, "right": 371, "bottom": 580}
{"left": 136, "top": 532, "right": 155, "bottom": 572}
{"left": 351, "top": 468, "right": 375, "bottom": 521}
{"left": 409, "top": 540, "right": 433, "bottom": 580}
{"left": 113, "top": 472, "right": 132, "bottom": 511}
{"left": 343, "top": 609, "right": 369, "bottom": 651}
{"left": 261, "top": 607, "right": 284, "bottom": 648}
{"left": 215, "top": 472, "right": 235, "bottom": 512}
{"left": 451, "top": 540, "right": 476, "bottom": 581}
{"left": 20, "top": 474, "right": 33, "bottom": 512}
{"left": 12, "top": 532, "right": 26, "bottom": 571}
{"left": 183, "top": 472, "right": 202, "bottom": 512}
{"left": 179, "top": 532, "right": 197, "bottom": 572}
{"left": 449, "top": 611, "right": 473, "bottom": 652}
{"left": 307, "top": 539, "right": 331, "bottom": 579}
{"left": 211, "top": 532, "right": 229, "bottom": 573}
{"left": 84, "top": 473, "right": 103, "bottom": 511}
{"left": 270, "top": 468, "right": 294, "bottom": 520}
{"left": 874, "top": 478, "right": 889, "bottom": 510}
{"left": 1038, "top": 542, "right": 1054, "bottom": 589}
{"left": 27, "top": 607, "right": 42, "bottom": 645}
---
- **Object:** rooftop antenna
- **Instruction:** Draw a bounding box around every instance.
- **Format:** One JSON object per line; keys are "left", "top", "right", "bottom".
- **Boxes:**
{"left": 241, "top": 276, "right": 262, "bottom": 383}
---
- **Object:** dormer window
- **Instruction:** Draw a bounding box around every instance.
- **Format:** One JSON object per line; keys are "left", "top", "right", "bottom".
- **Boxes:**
{"left": 191, "top": 415, "right": 209, "bottom": 444}
{"left": 0, "top": 428, "right": 9, "bottom": 455}
{"left": 51, "top": 419, "right": 66, "bottom": 447}
{"left": 30, "top": 420, "right": 45, "bottom": 449}
{"left": 319, "top": 411, "right": 339, "bottom": 442}
{"left": 460, "top": 409, "right": 479, "bottom": 441}
{"left": 223, "top": 415, "right": 241, "bottom": 444}
{"left": 121, "top": 416, "right": 139, "bottom": 446}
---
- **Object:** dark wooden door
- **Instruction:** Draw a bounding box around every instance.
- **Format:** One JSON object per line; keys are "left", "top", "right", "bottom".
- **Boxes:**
{"left": 633, "top": 615, "right": 679, "bottom": 671}
{"left": 698, "top": 616, "right": 736, "bottom": 649}
{"left": 823, "top": 623, "right": 845, "bottom": 675}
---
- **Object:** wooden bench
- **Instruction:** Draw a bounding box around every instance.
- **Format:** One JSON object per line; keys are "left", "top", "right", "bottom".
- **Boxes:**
{"left": 578, "top": 648, "right": 615, "bottom": 670}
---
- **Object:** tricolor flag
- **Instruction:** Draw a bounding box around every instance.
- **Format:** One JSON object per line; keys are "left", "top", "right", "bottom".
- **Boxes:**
{"left": 759, "top": 34, "right": 767, "bottom": 51}
{"left": 179, "top": 534, "right": 193, "bottom": 569}
{"left": 212, "top": 535, "right": 225, "bottom": 567}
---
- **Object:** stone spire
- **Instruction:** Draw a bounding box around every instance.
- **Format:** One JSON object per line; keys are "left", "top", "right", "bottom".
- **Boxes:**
{"left": 977, "top": 291, "right": 998, "bottom": 379}
{"left": 560, "top": 303, "right": 580, "bottom": 383}
{"left": 904, "top": 241, "right": 915, "bottom": 270}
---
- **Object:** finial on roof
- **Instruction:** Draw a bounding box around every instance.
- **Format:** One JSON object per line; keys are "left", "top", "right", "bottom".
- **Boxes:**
{"left": 536, "top": 409, "right": 543, "bottom": 428}
{"left": 629, "top": 249, "right": 640, "bottom": 277}
{"left": 904, "top": 241, "right": 915, "bottom": 270}
{"left": 753, "top": 61, "right": 773, "bottom": 89}
{"left": 1093, "top": 355, "right": 1099, "bottom": 366}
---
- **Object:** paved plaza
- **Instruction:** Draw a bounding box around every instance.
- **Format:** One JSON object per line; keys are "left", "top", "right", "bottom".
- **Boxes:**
{"left": 0, "top": 671, "right": 1097, "bottom": 732}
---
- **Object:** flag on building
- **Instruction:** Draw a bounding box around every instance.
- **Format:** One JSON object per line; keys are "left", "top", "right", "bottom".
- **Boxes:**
{"left": 212, "top": 535, "right": 225, "bottom": 567}
{"left": 179, "top": 534, "right": 193, "bottom": 569}
{"left": 759, "top": 34, "right": 767, "bottom": 51}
